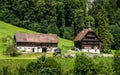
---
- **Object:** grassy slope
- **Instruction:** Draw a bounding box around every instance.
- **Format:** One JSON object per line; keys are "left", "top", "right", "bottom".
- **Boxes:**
{"left": 0, "top": 21, "right": 74, "bottom": 58}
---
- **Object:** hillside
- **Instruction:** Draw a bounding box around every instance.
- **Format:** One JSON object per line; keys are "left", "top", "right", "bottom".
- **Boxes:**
{"left": 0, "top": 21, "right": 74, "bottom": 53}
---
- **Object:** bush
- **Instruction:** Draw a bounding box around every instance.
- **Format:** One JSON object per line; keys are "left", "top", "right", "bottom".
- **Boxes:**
{"left": 2, "top": 66, "right": 12, "bottom": 75}
{"left": 74, "top": 54, "right": 95, "bottom": 75}
{"left": 53, "top": 52, "right": 57, "bottom": 57}
{"left": 5, "top": 45, "right": 20, "bottom": 56}
{"left": 25, "top": 55, "right": 63, "bottom": 75}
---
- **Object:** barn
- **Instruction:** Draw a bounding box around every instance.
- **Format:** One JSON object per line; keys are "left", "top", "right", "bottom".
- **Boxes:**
{"left": 14, "top": 33, "right": 58, "bottom": 53}
{"left": 74, "top": 27, "right": 102, "bottom": 53}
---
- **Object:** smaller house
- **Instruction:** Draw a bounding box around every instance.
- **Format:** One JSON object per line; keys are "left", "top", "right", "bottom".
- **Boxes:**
{"left": 74, "top": 27, "right": 102, "bottom": 53}
{"left": 14, "top": 33, "right": 59, "bottom": 53}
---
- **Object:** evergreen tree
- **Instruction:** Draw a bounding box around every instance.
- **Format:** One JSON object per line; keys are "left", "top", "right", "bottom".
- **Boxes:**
{"left": 72, "top": 9, "right": 85, "bottom": 36}
{"left": 97, "top": 7, "right": 114, "bottom": 53}
{"left": 56, "top": 1, "right": 65, "bottom": 37}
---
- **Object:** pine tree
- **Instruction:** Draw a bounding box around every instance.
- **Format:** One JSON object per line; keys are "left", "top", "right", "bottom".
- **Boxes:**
{"left": 97, "top": 7, "right": 114, "bottom": 53}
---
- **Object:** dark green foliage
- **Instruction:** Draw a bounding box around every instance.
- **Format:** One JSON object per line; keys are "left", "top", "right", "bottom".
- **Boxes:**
{"left": 94, "top": 60, "right": 113, "bottom": 75}
{"left": 2, "top": 66, "right": 12, "bottom": 75}
{"left": 63, "top": 27, "right": 74, "bottom": 40}
{"left": 109, "top": 25, "right": 120, "bottom": 50}
{"left": 17, "top": 66, "right": 26, "bottom": 75}
{"left": 74, "top": 54, "right": 95, "bottom": 75}
{"left": 47, "top": 24, "right": 60, "bottom": 35}
{"left": 72, "top": 9, "right": 85, "bottom": 36}
{"left": 97, "top": 7, "right": 114, "bottom": 53}
{"left": 85, "top": 16, "right": 95, "bottom": 28}
{"left": 25, "top": 55, "right": 63, "bottom": 75}
{"left": 113, "top": 51, "right": 120, "bottom": 75}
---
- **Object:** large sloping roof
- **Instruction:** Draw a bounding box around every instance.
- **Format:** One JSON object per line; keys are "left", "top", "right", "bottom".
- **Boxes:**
{"left": 14, "top": 33, "right": 58, "bottom": 43}
{"left": 74, "top": 28, "right": 102, "bottom": 42}
{"left": 74, "top": 29, "right": 90, "bottom": 41}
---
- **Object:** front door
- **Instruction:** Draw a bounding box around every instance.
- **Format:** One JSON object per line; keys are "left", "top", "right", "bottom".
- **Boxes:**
{"left": 32, "top": 48, "right": 35, "bottom": 52}
{"left": 42, "top": 48, "right": 47, "bottom": 53}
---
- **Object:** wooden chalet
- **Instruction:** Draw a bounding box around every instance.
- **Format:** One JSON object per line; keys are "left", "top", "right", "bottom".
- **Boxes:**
{"left": 74, "top": 27, "right": 102, "bottom": 53}
{"left": 14, "top": 33, "right": 58, "bottom": 53}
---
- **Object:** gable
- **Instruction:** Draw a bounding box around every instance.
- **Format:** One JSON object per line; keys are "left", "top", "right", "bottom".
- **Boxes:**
{"left": 74, "top": 28, "right": 102, "bottom": 42}
{"left": 82, "top": 31, "right": 102, "bottom": 42}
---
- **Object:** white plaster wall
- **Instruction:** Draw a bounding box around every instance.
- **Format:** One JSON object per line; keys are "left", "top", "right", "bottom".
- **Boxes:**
{"left": 17, "top": 46, "right": 37, "bottom": 52}
{"left": 38, "top": 48, "right": 42, "bottom": 52}
{"left": 77, "top": 48, "right": 100, "bottom": 54}
{"left": 17, "top": 46, "right": 57, "bottom": 53}
{"left": 51, "top": 47, "right": 57, "bottom": 53}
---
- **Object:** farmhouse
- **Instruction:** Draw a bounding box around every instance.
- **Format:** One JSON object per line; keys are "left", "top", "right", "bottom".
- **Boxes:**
{"left": 74, "top": 27, "right": 102, "bottom": 53}
{"left": 14, "top": 33, "right": 58, "bottom": 53}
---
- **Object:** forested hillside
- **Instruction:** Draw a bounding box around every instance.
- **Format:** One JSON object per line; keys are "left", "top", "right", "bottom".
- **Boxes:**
{"left": 0, "top": 0, "right": 120, "bottom": 51}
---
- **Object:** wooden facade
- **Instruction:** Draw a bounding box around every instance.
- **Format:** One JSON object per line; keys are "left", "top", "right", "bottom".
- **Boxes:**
{"left": 14, "top": 33, "right": 58, "bottom": 53}
{"left": 74, "top": 28, "right": 102, "bottom": 53}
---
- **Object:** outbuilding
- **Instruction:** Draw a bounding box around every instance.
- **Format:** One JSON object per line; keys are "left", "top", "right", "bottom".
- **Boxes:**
{"left": 74, "top": 27, "right": 102, "bottom": 53}
{"left": 14, "top": 33, "right": 58, "bottom": 53}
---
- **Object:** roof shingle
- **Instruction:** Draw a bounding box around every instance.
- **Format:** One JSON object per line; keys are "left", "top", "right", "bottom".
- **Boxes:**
{"left": 15, "top": 33, "right": 58, "bottom": 43}
{"left": 74, "top": 29, "right": 92, "bottom": 41}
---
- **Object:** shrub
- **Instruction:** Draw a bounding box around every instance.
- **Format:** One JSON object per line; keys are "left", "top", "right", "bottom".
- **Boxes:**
{"left": 53, "top": 52, "right": 57, "bottom": 57}
{"left": 25, "top": 55, "right": 63, "bottom": 75}
{"left": 5, "top": 45, "right": 20, "bottom": 56}
{"left": 74, "top": 54, "right": 95, "bottom": 75}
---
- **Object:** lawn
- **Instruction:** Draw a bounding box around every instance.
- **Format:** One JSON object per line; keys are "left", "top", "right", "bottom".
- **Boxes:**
{"left": 58, "top": 38, "right": 74, "bottom": 53}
